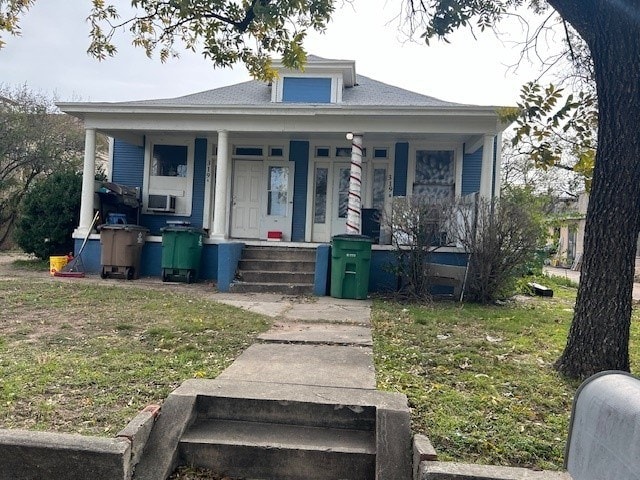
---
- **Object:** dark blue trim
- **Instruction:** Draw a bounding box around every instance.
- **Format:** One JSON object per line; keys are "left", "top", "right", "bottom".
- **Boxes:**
{"left": 190, "top": 138, "right": 207, "bottom": 227}
{"left": 217, "top": 242, "right": 245, "bottom": 292}
{"left": 283, "top": 77, "right": 331, "bottom": 103}
{"left": 393, "top": 142, "right": 409, "bottom": 196}
{"left": 290, "top": 141, "right": 309, "bottom": 242}
{"left": 492, "top": 136, "right": 498, "bottom": 198}
{"left": 314, "top": 244, "right": 330, "bottom": 295}
{"left": 462, "top": 145, "right": 483, "bottom": 195}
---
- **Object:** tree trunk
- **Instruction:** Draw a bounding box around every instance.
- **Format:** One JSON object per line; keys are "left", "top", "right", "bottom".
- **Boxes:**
{"left": 550, "top": 0, "right": 640, "bottom": 378}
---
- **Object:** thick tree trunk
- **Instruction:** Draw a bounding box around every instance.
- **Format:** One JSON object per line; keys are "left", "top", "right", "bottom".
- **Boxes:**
{"left": 549, "top": 0, "right": 640, "bottom": 378}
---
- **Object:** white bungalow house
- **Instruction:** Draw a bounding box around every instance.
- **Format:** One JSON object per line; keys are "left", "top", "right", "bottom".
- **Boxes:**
{"left": 58, "top": 55, "right": 510, "bottom": 294}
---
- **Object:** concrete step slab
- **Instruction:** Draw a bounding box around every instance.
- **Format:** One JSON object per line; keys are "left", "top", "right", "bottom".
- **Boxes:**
{"left": 238, "top": 259, "right": 316, "bottom": 272}
{"left": 229, "top": 282, "right": 313, "bottom": 295}
{"left": 259, "top": 321, "right": 373, "bottom": 346}
{"left": 242, "top": 246, "right": 317, "bottom": 261}
{"left": 181, "top": 418, "right": 376, "bottom": 453}
{"left": 237, "top": 270, "right": 315, "bottom": 284}
{"left": 284, "top": 298, "right": 371, "bottom": 324}
{"left": 216, "top": 343, "right": 376, "bottom": 389}
{"left": 180, "top": 419, "right": 375, "bottom": 479}
{"left": 195, "top": 395, "right": 376, "bottom": 431}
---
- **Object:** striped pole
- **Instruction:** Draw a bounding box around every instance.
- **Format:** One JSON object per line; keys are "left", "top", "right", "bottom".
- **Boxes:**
{"left": 346, "top": 133, "right": 363, "bottom": 234}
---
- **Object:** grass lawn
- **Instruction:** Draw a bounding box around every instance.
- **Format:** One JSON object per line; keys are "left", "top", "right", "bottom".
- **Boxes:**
{"left": 4, "top": 258, "right": 640, "bottom": 475}
{"left": 0, "top": 273, "right": 269, "bottom": 437}
{"left": 372, "top": 276, "right": 640, "bottom": 471}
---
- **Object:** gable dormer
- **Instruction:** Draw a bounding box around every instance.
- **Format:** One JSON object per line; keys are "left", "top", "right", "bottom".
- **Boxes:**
{"left": 270, "top": 56, "right": 356, "bottom": 104}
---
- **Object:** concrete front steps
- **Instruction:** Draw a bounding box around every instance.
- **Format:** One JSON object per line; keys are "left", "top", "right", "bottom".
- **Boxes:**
{"left": 179, "top": 395, "right": 377, "bottom": 479}
{"left": 230, "top": 246, "right": 316, "bottom": 295}
{"left": 132, "top": 379, "right": 411, "bottom": 480}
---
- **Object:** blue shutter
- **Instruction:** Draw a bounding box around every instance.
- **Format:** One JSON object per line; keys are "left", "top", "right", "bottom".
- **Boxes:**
{"left": 462, "top": 146, "right": 483, "bottom": 195}
{"left": 290, "top": 140, "right": 309, "bottom": 241}
{"left": 189, "top": 138, "right": 207, "bottom": 228}
{"left": 393, "top": 142, "right": 409, "bottom": 196}
{"left": 112, "top": 139, "right": 144, "bottom": 187}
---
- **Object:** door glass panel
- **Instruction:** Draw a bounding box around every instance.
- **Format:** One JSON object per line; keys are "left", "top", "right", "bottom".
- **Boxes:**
{"left": 314, "top": 167, "right": 328, "bottom": 223}
{"left": 267, "top": 166, "right": 288, "bottom": 216}
{"left": 372, "top": 167, "right": 386, "bottom": 211}
{"left": 338, "top": 167, "right": 350, "bottom": 218}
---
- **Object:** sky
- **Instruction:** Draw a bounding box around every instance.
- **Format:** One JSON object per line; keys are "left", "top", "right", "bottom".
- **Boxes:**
{"left": 0, "top": 0, "right": 561, "bottom": 106}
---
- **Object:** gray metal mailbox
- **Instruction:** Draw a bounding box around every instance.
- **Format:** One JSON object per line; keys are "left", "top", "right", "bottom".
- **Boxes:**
{"left": 565, "top": 371, "right": 640, "bottom": 480}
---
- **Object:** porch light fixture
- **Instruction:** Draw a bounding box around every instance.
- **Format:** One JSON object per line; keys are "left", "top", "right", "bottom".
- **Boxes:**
{"left": 346, "top": 132, "right": 354, "bottom": 140}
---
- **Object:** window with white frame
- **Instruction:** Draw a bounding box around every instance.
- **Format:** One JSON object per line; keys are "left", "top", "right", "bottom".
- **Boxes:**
{"left": 144, "top": 137, "right": 194, "bottom": 216}
{"left": 413, "top": 150, "right": 455, "bottom": 202}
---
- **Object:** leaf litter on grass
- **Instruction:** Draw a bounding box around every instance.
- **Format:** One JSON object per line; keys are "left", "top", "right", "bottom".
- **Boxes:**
{"left": 371, "top": 281, "right": 604, "bottom": 470}
{"left": 0, "top": 277, "right": 269, "bottom": 437}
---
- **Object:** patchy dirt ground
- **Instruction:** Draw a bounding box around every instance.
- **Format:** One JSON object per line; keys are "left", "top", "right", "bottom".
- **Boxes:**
{"left": 0, "top": 254, "right": 270, "bottom": 440}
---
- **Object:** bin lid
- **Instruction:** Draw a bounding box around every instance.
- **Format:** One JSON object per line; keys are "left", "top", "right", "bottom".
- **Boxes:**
{"left": 160, "top": 225, "right": 206, "bottom": 234}
{"left": 331, "top": 234, "right": 374, "bottom": 243}
{"left": 99, "top": 224, "right": 149, "bottom": 233}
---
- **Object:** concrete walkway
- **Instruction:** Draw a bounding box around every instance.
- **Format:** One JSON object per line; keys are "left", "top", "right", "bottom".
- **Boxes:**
{"left": 544, "top": 266, "right": 640, "bottom": 301}
{"left": 211, "top": 294, "right": 376, "bottom": 390}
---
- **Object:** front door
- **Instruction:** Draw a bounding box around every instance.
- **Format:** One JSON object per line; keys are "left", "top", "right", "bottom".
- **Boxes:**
{"left": 261, "top": 161, "right": 294, "bottom": 241}
{"left": 231, "top": 160, "right": 261, "bottom": 239}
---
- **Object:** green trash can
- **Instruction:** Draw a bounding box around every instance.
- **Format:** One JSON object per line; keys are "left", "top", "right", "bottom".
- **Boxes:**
{"left": 330, "top": 234, "right": 373, "bottom": 299}
{"left": 100, "top": 224, "right": 149, "bottom": 280}
{"left": 160, "top": 226, "right": 205, "bottom": 283}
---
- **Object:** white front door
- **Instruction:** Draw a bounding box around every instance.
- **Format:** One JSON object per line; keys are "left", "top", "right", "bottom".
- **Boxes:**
{"left": 261, "top": 161, "right": 294, "bottom": 241}
{"left": 231, "top": 160, "right": 261, "bottom": 239}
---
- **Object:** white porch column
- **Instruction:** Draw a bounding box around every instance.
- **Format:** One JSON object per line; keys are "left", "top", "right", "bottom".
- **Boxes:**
{"left": 77, "top": 128, "right": 96, "bottom": 237}
{"left": 346, "top": 133, "right": 364, "bottom": 234}
{"left": 211, "top": 130, "right": 229, "bottom": 239}
{"left": 479, "top": 134, "right": 495, "bottom": 200}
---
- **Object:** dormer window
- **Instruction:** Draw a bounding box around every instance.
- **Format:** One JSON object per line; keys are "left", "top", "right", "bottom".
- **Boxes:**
{"left": 282, "top": 77, "right": 332, "bottom": 103}
{"left": 270, "top": 56, "right": 356, "bottom": 104}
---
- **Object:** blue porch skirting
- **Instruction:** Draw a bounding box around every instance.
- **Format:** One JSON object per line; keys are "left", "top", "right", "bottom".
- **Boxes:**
{"left": 74, "top": 238, "right": 468, "bottom": 296}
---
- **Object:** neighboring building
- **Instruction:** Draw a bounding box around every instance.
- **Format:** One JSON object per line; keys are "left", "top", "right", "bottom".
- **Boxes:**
{"left": 548, "top": 193, "right": 587, "bottom": 269}
{"left": 58, "top": 55, "right": 511, "bottom": 293}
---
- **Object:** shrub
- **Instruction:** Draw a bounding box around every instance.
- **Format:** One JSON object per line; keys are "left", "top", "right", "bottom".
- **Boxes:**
{"left": 454, "top": 195, "right": 546, "bottom": 303}
{"left": 384, "top": 196, "right": 455, "bottom": 301}
{"left": 14, "top": 170, "right": 82, "bottom": 259}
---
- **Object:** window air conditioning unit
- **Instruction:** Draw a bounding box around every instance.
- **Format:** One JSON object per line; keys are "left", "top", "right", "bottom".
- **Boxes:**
{"left": 148, "top": 194, "right": 176, "bottom": 213}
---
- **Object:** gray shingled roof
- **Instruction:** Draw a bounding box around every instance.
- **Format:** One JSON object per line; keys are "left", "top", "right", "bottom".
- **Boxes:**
{"left": 112, "top": 74, "right": 465, "bottom": 108}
